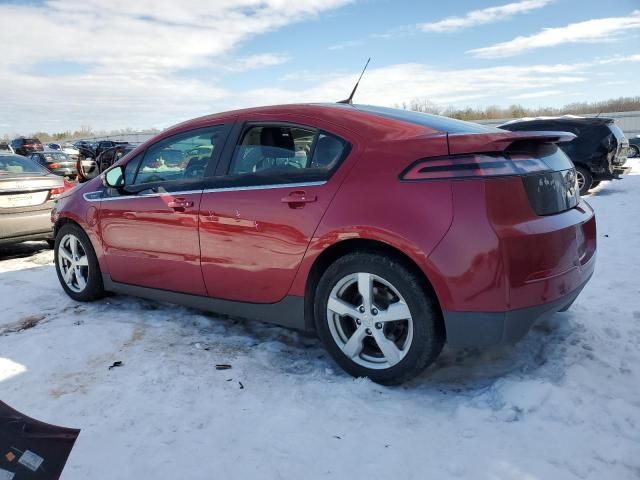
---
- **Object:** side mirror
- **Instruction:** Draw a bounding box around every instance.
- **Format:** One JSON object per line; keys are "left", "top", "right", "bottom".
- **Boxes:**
{"left": 104, "top": 165, "right": 125, "bottom": 188}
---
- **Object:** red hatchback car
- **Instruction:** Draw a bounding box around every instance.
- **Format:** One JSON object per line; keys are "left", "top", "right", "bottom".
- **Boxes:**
{"left": 51, "top": 104, "right": 596, "bottom": 384}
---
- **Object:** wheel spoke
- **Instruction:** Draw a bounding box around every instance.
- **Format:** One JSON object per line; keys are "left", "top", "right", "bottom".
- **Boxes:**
{"left": 59, "top": 247, "right": 73, "bottom": 263}
{"left": 76, "top": 255, "right": 89, "bottom": 267}
{"left": 357, "top": 272, "right": 373, "bottom": 310}
{"left": 378, "top": 301, "right": 411, "bottom": 323}
{"left": 372, "top": 329, "right": 402, "bottom": 366}
{"left": 63, "top": 266, "right": 74, "bottom": 284}
{"left": 70, "top": 236, "right": 78, "bottom": 257}
{"left": 328, "top": 296, "right": 360, "bottom": 318}
{"left": 75, "top": 269, "right": 87, "bottom": 290}
{"left": 342, "top": 327, "right": 367, "bottom": 359}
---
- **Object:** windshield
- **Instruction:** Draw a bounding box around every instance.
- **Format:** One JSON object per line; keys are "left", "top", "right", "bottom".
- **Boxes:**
{"left": 0, "top": 154, "right": 48, "bottom": 174}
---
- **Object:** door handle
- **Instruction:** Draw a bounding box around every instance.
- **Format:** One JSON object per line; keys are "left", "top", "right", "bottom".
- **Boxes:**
{"left": 281, "top": 191, "right": 317, "bottom": 207}
{"left": 168, "top": 198, "right": 194, "bottom": 211}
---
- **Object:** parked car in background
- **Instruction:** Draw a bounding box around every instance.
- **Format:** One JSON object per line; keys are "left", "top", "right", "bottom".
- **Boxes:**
{"left": 94, "top": 140, "right": 129, "bottom": 158}
{"left": 500, "top": 116, "right": 630, "bottom": 195}
{"left": 51, "top": 104, "right": 596, "bottom": 385}
{"left": 73, "top": 140, "right": 95, "bottom": 150}
{"left": 0, "top": 142, "right": 11, "bottom": 152}
{"left": 47, "top": 143, "right": 81, "bottom": 161}
{"left": 629, "top": 136, "right": 640, "bottom": 158}
{"left": 76, "top": 144, "right": 135, "bottom": 182}
{"left": 0, "top": 153, "right": 70, "bottom": 246}
{"left": 29, "top": 149, "right": 77, "bottom": 179}
{"left": 10, "top": 137, "right": 44, "bottom": 156}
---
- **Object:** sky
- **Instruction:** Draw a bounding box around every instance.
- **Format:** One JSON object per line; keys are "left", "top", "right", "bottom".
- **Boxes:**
{"left": 0, "top": 0, "right": 638, "bottom": 136}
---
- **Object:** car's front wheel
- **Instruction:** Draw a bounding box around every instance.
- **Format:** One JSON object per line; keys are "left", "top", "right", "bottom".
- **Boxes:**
{"left": 628, "top": 145, "right": 639, "bottom": 158}
{"left": 54, "top": 223, "right": 105, "bottom": 302}
{"left": 314, "top": 252, "right": 444, "bottom": 385}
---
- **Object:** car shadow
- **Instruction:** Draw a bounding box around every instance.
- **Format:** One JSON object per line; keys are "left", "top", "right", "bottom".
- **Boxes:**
{"left": 0, "top": 241, "right": 51, "bottom": 261}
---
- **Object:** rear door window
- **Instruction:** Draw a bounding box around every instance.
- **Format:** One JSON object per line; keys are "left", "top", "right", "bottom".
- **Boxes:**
{"left": 226, "top": 124, "right": 349, "bottom": 185}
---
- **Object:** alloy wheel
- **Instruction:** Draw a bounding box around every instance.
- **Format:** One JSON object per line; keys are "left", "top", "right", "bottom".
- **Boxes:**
{"left": 57, "top": 233, "right": 89, "bottom": 293}
{"left": 326, "top": 272, "right": 413, "bottom": 370}
{"left": 576, "top": 170, "right": 585, "bottom": 191}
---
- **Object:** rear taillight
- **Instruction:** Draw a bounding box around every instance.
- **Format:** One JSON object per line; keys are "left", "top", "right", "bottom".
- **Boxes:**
{"left": 401, "top": 154, "right": 550, "bottom": 181}
{"left": 49, "top": 180, "right": 74, "bottom": 200}
{"left": 48, "top": 163, "right": 61, "bottom": 169}
{"left": 49, "top": 186, "right": 65, "bottom": 199}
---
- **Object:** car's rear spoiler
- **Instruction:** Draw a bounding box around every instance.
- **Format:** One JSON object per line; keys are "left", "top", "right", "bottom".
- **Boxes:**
{"left": 447, "top": 130, "right": 576, "bottom": 155}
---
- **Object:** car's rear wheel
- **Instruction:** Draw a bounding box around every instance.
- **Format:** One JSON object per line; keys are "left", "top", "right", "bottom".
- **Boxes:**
{"left": 629, "top": 145, "right": 639, "bottom": 158}
{"left": 575, "top": 166, "right": 593, "bottom": 196}
{"left": 314, "top": 252, "right": 444, "bottom": 385}
{"left": 54, "top": 223, "right": 105, "bottom": 302}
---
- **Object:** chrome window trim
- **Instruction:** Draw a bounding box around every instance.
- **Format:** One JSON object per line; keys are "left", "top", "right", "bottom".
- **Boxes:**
{"left": 82, "top": 181, "right": 326, "bottom": 202}
{"left": 202, "top": 181, "right": 326, "bottom": 194}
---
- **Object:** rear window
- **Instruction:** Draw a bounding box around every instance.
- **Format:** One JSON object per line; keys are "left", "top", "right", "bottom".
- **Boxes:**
{"left": 24, "top": 138, "right": 41, "bottom": 144}
{"left": 350, "top": 105, "right": 501, "bottom": 134}
{"left": 0, "top": 155, "right": 48, "bottom": 174}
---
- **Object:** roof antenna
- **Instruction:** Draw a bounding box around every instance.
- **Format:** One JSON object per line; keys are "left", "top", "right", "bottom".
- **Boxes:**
{"left": 337, "top": 57, "right": 370, "bottom": 105}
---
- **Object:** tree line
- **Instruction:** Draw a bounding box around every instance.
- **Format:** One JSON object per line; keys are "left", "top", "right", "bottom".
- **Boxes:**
{"left": 398, "top": 96, "right": 640, "bottom": 121}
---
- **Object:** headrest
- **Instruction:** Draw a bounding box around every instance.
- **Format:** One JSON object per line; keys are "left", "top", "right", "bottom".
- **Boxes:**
{"left": 260, "top": 127, "right": 295, "bottom": 157}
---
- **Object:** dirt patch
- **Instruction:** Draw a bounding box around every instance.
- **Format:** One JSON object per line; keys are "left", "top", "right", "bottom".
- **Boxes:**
{"left": 0, "top": 314, "right": 48, "bottom": 335}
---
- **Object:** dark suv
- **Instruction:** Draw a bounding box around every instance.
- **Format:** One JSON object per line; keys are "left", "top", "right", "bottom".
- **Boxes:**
{"left": 500, "top": 117, "right": 630, "bottom": 195}
{"left": 10, "top": 137, "right": 44, "bottom": 156}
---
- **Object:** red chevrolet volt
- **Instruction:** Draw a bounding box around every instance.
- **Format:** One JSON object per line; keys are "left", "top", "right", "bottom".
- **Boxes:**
{"left": 51, "top": 104, "right": 596, "bottom": 384}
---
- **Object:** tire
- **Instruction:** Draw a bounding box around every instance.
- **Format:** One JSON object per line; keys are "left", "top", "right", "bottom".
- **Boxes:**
{"left": 54, "top": 223, "right": 105, "bottom": 302}
{"left": 314, "top": 252, "right": 444, "bottom": 385}
{"left": 575, "top": 166, "right": 593, "bottom": 196}
{"left": 629, "top": 145, "right": 639, "bottom": 159}
{"left": 591, "top": 181, "right": 601, "bottom": 188}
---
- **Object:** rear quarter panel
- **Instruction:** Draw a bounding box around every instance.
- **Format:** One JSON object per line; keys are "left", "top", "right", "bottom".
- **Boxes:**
{"left": 288, "top": 135, "right": 454, "bottom": 299}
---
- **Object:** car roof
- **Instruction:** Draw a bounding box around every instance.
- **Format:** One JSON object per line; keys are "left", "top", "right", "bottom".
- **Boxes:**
{"left": 168, "top": 103, "right": 500, "bottom": 138}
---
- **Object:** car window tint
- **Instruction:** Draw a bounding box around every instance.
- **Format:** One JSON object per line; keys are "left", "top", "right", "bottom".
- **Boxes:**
{"left": 133, "top": 126, "right": 224, "bottom": 185}
{"left": 124, "top": 153, "right": 143, "bottom": 185}
{"left": 226, "top": 125, "right": 349, "bottom": 185}
{"left": 229, "top": 126, "right": 315, "bottom": 175}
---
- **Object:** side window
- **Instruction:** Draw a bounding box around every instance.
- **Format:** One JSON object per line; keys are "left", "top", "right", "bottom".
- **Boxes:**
{"left": 228, "top": 125, "right": 348, "bottom": 182}
{"left": 133, "top": 125, "right": 224, "bottom": 185}
{"left": 123, "top": 153, "right": 143, "bottom": 185}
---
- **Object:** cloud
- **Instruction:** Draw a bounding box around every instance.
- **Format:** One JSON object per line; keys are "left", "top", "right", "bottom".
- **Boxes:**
{"left": 509, "top": 90, "right": 562, "bottom": 99}
{"left": 0, "top": 0, "right": 351, "bottom": 134}
{"left": 232, "top": 62, "right": 591, "bottom": 109}
{"left": 470, "top": 10, "right": 640, "bottom": 58}
{"left": 221, "top": 54, "right": 290, "bottom": 72}
{"left": 420, "top": 0, "right": 552, "bottom": 33}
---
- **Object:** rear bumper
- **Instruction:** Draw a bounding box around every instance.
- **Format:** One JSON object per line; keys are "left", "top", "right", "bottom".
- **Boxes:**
{"left": 443, "top": 271, "right": 592, "bottom": 348}
{"left": 613, "top": 165, "right": 632, "bottom": 177}
{"left": 0, "top": 208, "right": 54, "bottom": 244}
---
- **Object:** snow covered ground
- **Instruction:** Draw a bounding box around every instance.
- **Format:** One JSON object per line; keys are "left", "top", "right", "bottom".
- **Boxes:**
{"left": 1, "top": 160, "right": 639, "bottom": 480}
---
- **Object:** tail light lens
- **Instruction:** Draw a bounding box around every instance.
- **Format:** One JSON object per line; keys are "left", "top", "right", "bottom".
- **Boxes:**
{"left": 49, "top": 186, "right": 65, "bottom": 199}
{"left": 48, "top": 163, "right": 61, "bottom": 169}
{"left": 401, "top": 154, "right": 550, "bottom": 181}
{"left": 49, "top": 180, "right": 74, "bottom": 200}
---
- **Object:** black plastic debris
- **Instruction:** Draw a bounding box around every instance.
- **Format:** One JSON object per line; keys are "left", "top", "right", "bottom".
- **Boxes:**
{"left": 108, "top": 361, "right": 123, "bottom": 370}
{"left": 0, "top": 401, "right": 79, "bottom": 480}
{"left": 238, "top": 381, "right": 244, "bottom": 390}
{"left": 215, "top": 364, "right": 231, "bottom": 370}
